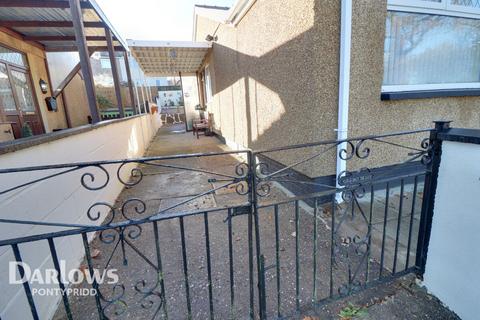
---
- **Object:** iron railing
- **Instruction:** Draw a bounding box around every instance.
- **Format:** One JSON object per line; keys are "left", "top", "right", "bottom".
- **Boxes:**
{"left": 0, "top": 124, "right": 445, "bottom": 320}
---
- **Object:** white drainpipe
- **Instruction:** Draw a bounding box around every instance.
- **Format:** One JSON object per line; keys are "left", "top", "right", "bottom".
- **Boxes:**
{"left": 336, "top": 0, "right": 352, "bottom": 201}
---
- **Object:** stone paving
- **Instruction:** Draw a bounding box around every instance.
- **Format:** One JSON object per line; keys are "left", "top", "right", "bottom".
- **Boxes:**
{"left": 53, "top": 124, "right": 459, "bottom": 320}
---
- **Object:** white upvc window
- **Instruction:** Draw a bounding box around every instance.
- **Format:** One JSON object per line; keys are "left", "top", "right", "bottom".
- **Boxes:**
{"left": 383, "top": 0, "right": 480, "bottom": 93}
{"left": 388, "top": 0, "right": 480, "bottom": 17}
{"left": 204, "top": 65, "right": 213, "bottom": 103}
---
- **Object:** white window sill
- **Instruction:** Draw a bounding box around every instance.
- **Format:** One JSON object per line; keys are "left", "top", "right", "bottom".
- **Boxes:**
{"left": 381, "top": 86, "right": 480, "bottom": 100}
{"left": 382, "top": 83, "right": 480, "bottom": 93}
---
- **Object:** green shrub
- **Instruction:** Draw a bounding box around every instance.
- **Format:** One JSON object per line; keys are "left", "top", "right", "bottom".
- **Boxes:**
{"left": 339, "top": 303, "right": 367, "bottom": 319}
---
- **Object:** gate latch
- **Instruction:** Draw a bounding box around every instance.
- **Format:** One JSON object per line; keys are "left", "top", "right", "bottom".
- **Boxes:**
{"left": 224, "top": 205, "right": 251, "bottom": 222}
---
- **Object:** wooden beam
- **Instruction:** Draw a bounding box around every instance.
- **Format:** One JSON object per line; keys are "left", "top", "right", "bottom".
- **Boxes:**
{"left": 179, "top": 71, "right": 188, "bottom": 131}
{"left": 0, "top": 1, "right": 92, "bottom": 9}
{"left": 105, "top": 27, "right": 124, "bottom": 117}
{"left": 45, "top": 45, "right": 124, "bottom": 52}
{"left": 60, "top": 91, "right": 72, "bottom": 128}
{"left": 0, "top": 27, "right": 45, "bottom": 51}
{"left": 196, "top": 71, "right": 205, "bottom": 106}
{"left": 69, "top": 0, "right": 100, "bottom": 123}
{"left": 124, "top": 52, "right": 136, "bottom": 114}
{"left": 24, "top": 35, "right": 112, "bottom": 42}
{"left": 139, "top": 81, "right": 146, "bottom": 113}
{"left": 0, "top": 21, "right": 105, "bottom": 28}
{"left": 53, "top": 65, "right": 81, "bottom": 98}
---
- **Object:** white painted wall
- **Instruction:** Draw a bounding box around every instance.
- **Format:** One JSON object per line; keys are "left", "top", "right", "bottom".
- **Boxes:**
{"left": 424, "top": 141, "right": 480, "bottom": 320}
{"left": 0, "top": 114, "right": 161, "bottom": 320}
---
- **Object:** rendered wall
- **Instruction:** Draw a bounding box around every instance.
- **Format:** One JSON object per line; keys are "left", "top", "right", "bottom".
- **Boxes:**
{"left": 423, "top": 140, "right": 480, "bottom": 320}
{"left": 195, "top": 0, "right": 341, "bottom": 177}
{"left": 0, "top": 114, "right": 161, "bottom": 320}
{"left": 62, "top": 74, "right": 91, "bottom": 127}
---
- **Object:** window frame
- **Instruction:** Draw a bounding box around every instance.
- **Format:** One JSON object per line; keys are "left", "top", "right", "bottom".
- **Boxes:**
{"left": 0, "top": 44, "right": 29, "bottom": 69}
{"left": 9, "top": 66, "right": 37, "bottom": 114}
{"left": 0, "top": 62, "right": 18, "bottom": 113}
{"left": 388, "top": 0, "right": 480, "bottom": 17}
{"left": 383, "top": 1, "right": 480, "bottom": 96}
{"left": 204, "top": 65, "right": 213, "bottom": 104}
{"left": 0, "top": 45, "right": 35, "bottom": 115}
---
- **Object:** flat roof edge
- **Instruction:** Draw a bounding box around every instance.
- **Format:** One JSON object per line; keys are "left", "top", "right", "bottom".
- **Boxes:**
{"left": 194, "top": 4, "right": 230, "bottom": 10}
{"left": 127, "top": 40, "right": 212, "bottom": 49}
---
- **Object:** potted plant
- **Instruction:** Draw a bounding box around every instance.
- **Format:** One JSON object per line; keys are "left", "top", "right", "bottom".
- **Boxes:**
{"left": 21, "top": 123, "right": 33, "bottom": 138}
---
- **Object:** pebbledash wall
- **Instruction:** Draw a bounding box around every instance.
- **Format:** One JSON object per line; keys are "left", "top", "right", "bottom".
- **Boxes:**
{"left": 423, "top": 130, "right": 480, "bottom": 320}
{"left": 0, "top": 113, "right": 161, "bottom": 319}
{"left": 195, "top": 0, "right": 480, "bottom": 178}
{"left": 348, "top": 0, "right": 480, "bottom": 139}
{"left": 195, "top": 0, "right": 341, "bottom": 178}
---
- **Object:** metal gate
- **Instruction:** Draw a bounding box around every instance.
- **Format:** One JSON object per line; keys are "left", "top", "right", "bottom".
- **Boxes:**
{"left": 0, "top": 124, "right": 444, "bottom": 320}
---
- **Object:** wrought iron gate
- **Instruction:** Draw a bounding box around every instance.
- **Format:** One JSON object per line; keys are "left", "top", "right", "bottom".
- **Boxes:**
{"left": 0, "top": 124, "right": 446, "bottom": 320}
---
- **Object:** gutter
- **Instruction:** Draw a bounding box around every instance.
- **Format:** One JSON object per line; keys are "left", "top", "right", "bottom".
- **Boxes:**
{"left": 225, "top": 0, "right": 256, "bottom": 26}
{"left": 192, "top": 9, "right": 198, "bottom": 41}
{"left": 336, "top": 0, "right": 352, "bottom": 200}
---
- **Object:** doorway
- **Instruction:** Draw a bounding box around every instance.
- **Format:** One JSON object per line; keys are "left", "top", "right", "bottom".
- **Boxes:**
{"left": 0, "top": 45, "right": 44, "bottom": 139}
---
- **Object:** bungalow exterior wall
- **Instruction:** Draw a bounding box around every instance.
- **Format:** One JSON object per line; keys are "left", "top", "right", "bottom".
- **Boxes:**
{"left": 195, "top": 0, "right": 340, "bottom": 177}
{"left": 349, "top": 1, "right": 480, "bottom": 138}
{"left": 194, "top": 0, "right": 480, "bottom": 178}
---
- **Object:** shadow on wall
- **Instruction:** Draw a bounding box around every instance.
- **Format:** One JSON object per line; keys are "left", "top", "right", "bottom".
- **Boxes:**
{"left": 205, "top": 0, "right": 341, "bottom": 177}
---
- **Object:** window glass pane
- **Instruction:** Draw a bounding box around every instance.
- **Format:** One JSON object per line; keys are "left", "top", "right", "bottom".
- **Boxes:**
{"left": 46, "top": 52, "right": 79, "bottom": 89}
{"left": 90, "top": 52, "right": 118, "bottom": 108}
{"left": 100, "top": 58, "right": 111, "bottom": 69}
{"left": 205, "top": 67, "right": 212, "bottom": 103}
{"left": 383, "top": 11, "right": 480, "bottom": 86}
{"left": 10, "top": 70, "right": 35, "bottom": 112}
{"left": 0, "top": 45, "right": 27, "bottom": 68}
{"left": 0, "top": 63, "right": 17, "bottom": 112}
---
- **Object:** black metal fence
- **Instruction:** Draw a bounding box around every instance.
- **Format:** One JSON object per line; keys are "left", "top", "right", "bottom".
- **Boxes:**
{"left": 0, "top": 123, "right": 445, "bottom": 320}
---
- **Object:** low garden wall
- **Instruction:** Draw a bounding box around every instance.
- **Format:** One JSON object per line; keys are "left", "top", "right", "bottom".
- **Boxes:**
{"left": 0, "top": 114, "right": 161, "bottom": 319}
{"left": 423, "top": 129, "right": 480, "bottom": 320}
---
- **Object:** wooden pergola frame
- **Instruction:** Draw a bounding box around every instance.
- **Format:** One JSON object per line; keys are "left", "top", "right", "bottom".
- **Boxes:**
{"left": 0, "top": 0, "right": 141, "bottom": 124}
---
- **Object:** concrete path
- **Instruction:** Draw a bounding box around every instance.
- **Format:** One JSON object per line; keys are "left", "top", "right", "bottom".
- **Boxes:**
{"left": 53, "top": 124, "right": 458, "bottom": 320}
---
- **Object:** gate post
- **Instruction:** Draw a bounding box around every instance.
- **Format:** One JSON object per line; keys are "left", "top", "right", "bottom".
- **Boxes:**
{"left": 415, "top": 120, "right": 451, "bottom": 276}
{"left": 247, "top": 151, "right": 267, "bottom": 320}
